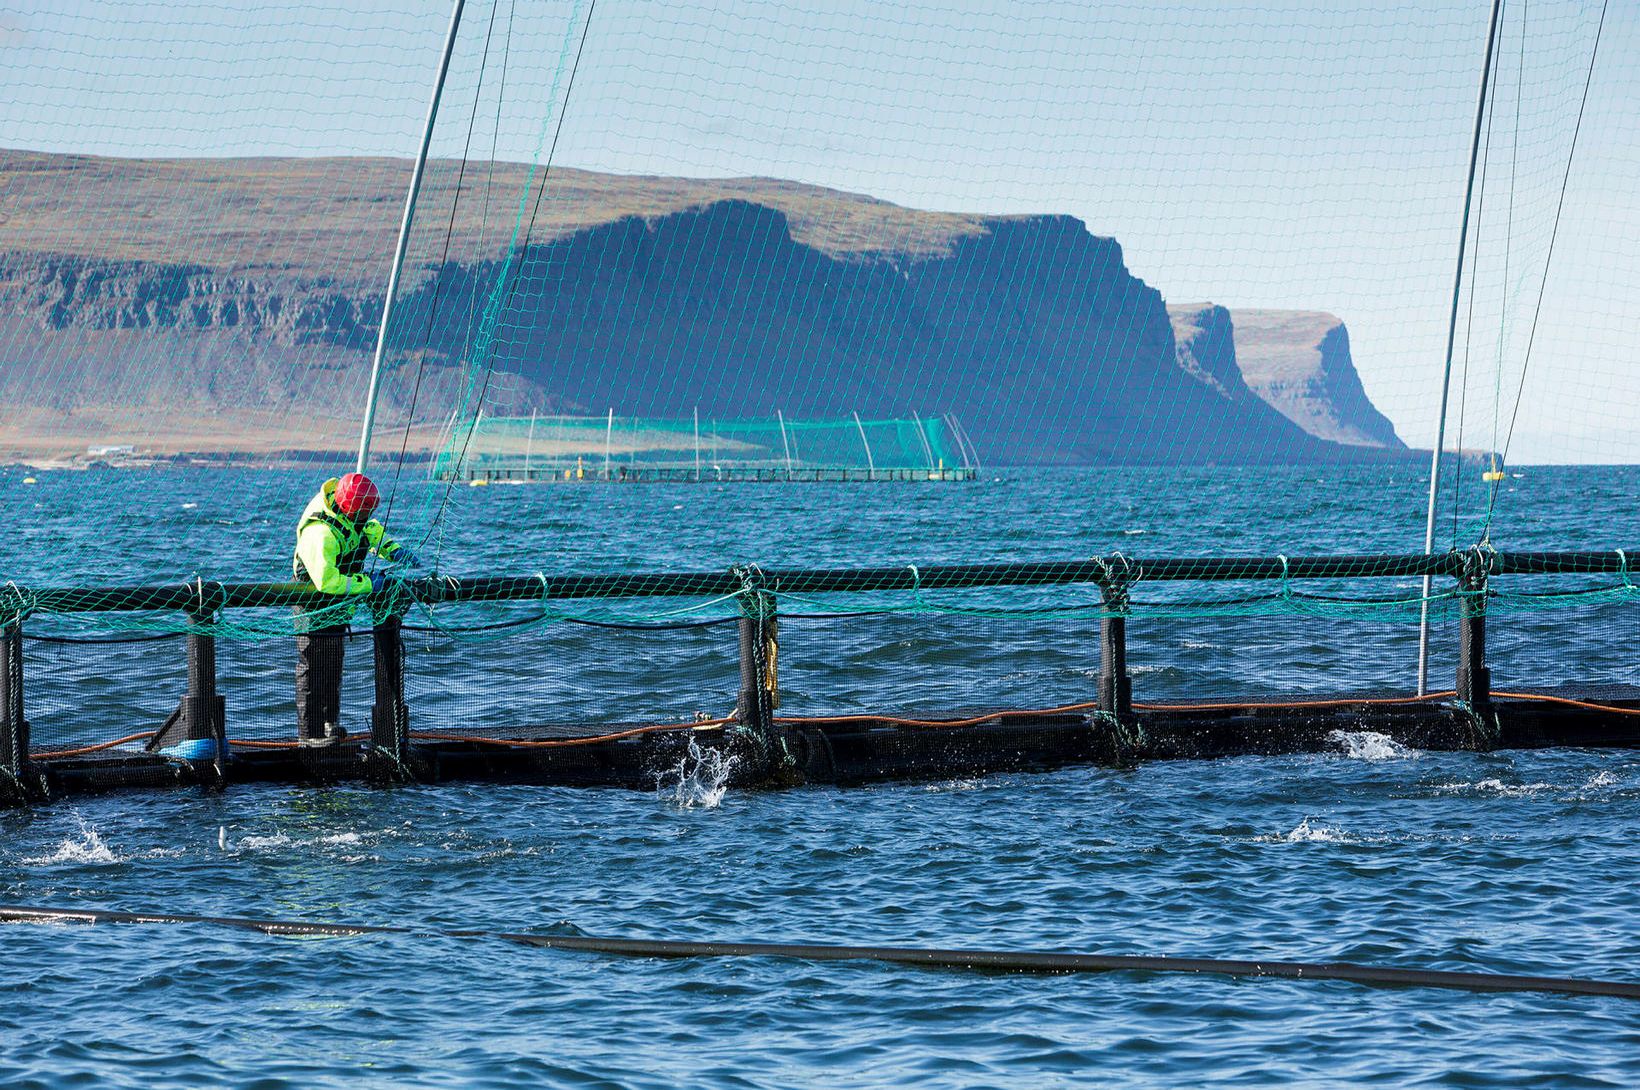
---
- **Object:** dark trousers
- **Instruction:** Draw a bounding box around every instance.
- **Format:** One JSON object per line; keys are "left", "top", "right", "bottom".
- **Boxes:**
{"left": 295, "top": 622, "right": 347, "bottom": 740}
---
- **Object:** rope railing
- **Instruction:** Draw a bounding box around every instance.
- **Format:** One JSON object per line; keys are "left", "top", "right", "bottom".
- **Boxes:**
{"left": 7, "top": 547, "right": 1638, "bottom": 617}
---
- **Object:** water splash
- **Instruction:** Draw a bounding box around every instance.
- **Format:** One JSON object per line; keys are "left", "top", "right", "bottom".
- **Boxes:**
{"left": 1327, "top": 730, "right": 1422, "bottom": 760}
{"left": 1481, "top": 778, "right": 1555, "bottom": 798}
{"left": 1261, "top": 816, "right": 1356, "bottom": 844}
{"left": 924, "top": 778, "right": 983, "bottom": 793}
{"left": 221, "top": 829, "right": 377, "bottom": 855}
{"left": 24, "top": 814, "right": 123, "bottom": 865}
{"left": 657, "top": 737, "right": 735, "bottom": 809}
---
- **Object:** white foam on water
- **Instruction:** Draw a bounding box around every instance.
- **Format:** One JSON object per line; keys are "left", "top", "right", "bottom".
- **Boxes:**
{"left": 24, "top": 814, "right": 125, "bottom": 865}
{"left": 317, "top": 832, "right": 365, "bottom": 847}
{"left": 924, "top": 778, "right": 983, "bottom": 793}
{"left": 1327, "top": 730, "right": 1422, "bottom": 760}
{"left": 657, "top": 737, "right": 735, "bottom": 809}
{"left": 222, "top": 828, "right": 382, "bottom": 855}
{"left": 233, "top": 832, "right": 294, "bottom": 852}
{"left": 1259, "top": 816, "right": 1356, "bottom": 844}
{"left": 1430, "top": 768, "right": 1630, "bottom": 800}
{"left": 1471, "top": 778, "right": 1556, "bottom": 798}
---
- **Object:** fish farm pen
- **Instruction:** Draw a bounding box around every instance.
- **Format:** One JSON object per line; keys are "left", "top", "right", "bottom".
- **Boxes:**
{"left": 435, "top": 413, "right": 980, "bottom": 483}
{"left": 3, "top": 547, "right": 1639, "bottom": 806}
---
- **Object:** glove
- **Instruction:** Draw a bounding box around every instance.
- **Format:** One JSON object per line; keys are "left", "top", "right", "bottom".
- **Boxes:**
{"left": 390, "top": 546, "right": 420, "bottom": 568}
{"left": 368, "top": 572, "right": 395, "bottom": 595}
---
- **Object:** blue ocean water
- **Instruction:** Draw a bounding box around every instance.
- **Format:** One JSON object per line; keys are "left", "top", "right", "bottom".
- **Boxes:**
{"left": 1, "top": 465, "right": 1638, "bottom": 1087}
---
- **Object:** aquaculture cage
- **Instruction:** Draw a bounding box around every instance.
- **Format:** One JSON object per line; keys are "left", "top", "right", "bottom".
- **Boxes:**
{"left": 433, "top": 414, "right": 978, "bottom": 483}
{"left": 7, "top": 546, "right": 1640, "bottom": 807}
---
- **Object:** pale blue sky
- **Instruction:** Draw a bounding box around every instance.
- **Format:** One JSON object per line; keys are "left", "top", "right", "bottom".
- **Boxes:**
{"left": 2, "top": 0, "right": 1634, "bottom": 461}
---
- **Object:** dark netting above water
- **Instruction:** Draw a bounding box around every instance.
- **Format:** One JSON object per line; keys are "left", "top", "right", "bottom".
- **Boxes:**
{"left": 5, "top": 547, "right": 1639, "bottom": 771}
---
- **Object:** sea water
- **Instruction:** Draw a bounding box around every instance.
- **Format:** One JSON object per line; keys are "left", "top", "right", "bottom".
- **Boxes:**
{"left": 0, "top": 465, "right": 1637, "bottom": 1087}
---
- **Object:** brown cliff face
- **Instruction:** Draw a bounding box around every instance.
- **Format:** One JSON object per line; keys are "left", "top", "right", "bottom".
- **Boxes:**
{"left": 1230, "top": 309, "right": 1404, "bottom": 449}
{"left": 0, "top": 149, "right": 1404, "bottom": 464}
{"left": 1168, "top": 303, "right": 1403, "bottom": 450}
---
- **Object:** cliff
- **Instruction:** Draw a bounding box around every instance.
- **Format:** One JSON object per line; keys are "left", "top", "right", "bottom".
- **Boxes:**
{"left": 1229, "top": 309, "right": 1404, "bottom": 449}
{"left": 0, "top": 149, "right": 1403, "bottom": 464}
{"left": 1167, "top": 304, "right": 1403, "bottom": 451}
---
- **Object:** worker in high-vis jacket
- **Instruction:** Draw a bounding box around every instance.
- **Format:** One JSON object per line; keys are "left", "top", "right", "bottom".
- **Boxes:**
{"left": 291, "top": 472, "right": 417, "bottom": 746}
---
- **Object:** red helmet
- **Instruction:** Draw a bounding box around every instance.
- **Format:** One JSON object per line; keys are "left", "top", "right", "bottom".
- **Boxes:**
{"left": 333, "top": 472, "right": 380, "bottom": 519}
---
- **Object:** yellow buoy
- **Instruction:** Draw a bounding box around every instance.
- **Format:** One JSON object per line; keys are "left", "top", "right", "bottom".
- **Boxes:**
{"left": 469, "top": 478, "right": 489, "bottom": 487}
{"left": 22, "top": 476, "right": 38, "bottom": 484}
{"left": 1482, "top": 470, "right": 1506, "bottom": 482}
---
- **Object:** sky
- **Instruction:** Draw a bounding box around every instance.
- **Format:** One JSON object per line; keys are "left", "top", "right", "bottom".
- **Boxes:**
{"left": 2, "top": 0, "right": 1635, "bottom": 462}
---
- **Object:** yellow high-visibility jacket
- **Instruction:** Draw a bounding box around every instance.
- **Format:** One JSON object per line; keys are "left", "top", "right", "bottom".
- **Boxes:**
{"left": 292, "top": 478, "right": 404, "bottom": 595}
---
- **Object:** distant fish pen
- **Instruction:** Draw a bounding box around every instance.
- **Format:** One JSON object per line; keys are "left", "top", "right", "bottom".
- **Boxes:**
{"left": 3, "top": 547, "right": 1640, "bottom": 806}
{"left": 434, "top": 412, "right": 980, "bottom": 483}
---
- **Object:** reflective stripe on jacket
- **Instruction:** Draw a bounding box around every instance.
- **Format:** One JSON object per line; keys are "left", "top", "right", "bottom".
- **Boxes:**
{"left": 292, "top": 478, "right": 401, "bottom": 594}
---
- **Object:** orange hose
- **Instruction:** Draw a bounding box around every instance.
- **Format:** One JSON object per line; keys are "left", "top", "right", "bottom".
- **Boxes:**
{"left": 410, "top": 718, "right": 733, "bottom": 748}
{"left": 1133, "top": 691, "right": 1457, "bottom": 712}
{"left": 775, "top": 692, "right": 1463, "bottom": 729}
{"left": 775, "top": 700, "right": 1103, "bottom": 729}
{"left": 32, "top": 691, "right": 1640, "bottom": 761}
{"left": 1493, "top": 690, "right": 1640, "bottom": 717}
{"left": 30, "top": 731, "right": 158, "bottom": 760}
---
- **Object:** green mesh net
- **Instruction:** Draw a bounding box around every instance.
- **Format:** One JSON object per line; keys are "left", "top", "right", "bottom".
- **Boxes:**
{"left": 0, "top": 0, "right": 1634, "bottom": 741}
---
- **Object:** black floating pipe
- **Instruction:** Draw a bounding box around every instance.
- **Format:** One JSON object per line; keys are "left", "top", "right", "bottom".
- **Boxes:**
{"left": 10, "top": 549, "right": 1640, "bottom": 616}
{"left": 2, "top": 904, "right": 1637, "bottom": 1001}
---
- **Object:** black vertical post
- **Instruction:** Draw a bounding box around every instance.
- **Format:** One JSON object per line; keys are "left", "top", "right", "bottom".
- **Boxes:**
{"left": 182, "top": 610, "right": 228, "bottom": 779}
{"left": 1456, "top": 562, "right": 1490, "bottom": 715}
{"left": 736, "top": 589, "right": 777, "bottom": 742}
{"left": 370, "top": 613, "right": 410, "bottom": 771}
{"left": 1, "top": 620, "right": 27, "bottom": 788}
{"left": 1098, "top": 581, "right": 1132, "bottom": 718}
{"left": 148, "top": 589, "right": 228, "bottom": 779}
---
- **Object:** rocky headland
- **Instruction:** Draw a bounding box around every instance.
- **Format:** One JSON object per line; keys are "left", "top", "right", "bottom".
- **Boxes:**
{"left": 0, "top": 148, "right": 1406, "bottom": 465}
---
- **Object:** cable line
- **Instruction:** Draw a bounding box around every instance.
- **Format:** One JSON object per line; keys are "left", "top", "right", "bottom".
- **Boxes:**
{"left": 1489, "top": 0, "right": 1609, "bottom": 528}
{"left": 3, "top": 905, "right": 1637, "bottom": 1000}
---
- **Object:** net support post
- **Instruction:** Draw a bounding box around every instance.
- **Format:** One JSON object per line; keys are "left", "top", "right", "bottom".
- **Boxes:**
{"left": 147, "top": 589, "right": 229, "bottom": 786}
{"left": 368, "top": 610, "right": 413, "bottom": 780}
{"left": 1098, "top": 580, "right": 1133, "bottom": 720}
{"left": 180, "top": 609, "right": 228, "bottom": 784}
{"left": 0, "top": 618, "right": 37, "bottom": 804}
{"left": 733, "top": 573, "right": 791, "bottom": 783}
{"left": 1456, "top": 554, "right": 1492, "bottom": 741}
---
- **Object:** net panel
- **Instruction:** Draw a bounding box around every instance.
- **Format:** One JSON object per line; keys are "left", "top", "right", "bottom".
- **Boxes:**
{"left": 0, "top": 0, "right": 1634, "bottom": 725}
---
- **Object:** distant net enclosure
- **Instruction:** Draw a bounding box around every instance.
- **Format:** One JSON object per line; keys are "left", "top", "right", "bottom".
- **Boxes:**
{"left": 436, "top": 414, "right": 978, "bottom": 482}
